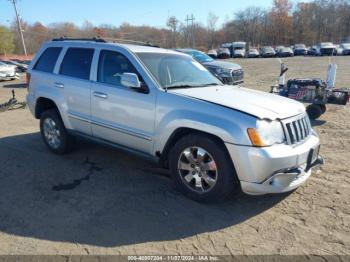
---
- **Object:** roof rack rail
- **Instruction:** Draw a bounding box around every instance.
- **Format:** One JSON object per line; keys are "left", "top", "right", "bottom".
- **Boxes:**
{"left": 104, "top": 37, "right": 160, "bottom": 48}
{"left": 52, "top": 37, "right": 106, "bottom": 42}
{"left": 51, "top": 36, "right": 160, "bottom": 48}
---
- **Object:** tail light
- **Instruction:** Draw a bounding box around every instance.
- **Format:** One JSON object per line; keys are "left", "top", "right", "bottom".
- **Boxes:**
{"left": 26, "top": 72, "right": 31, "bottom": 89}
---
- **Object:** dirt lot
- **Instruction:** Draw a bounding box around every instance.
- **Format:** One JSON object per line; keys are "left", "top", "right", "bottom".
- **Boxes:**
{"left": 0, "top": 56, "right": 349, "bottom": 256}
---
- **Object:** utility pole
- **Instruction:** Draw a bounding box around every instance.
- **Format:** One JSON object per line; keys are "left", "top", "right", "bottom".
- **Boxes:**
{"left": 185, "top": 14, "right": 195, "bottom": 48}
{"left": 9, "top": 0, "right": 27, "bottom": 55}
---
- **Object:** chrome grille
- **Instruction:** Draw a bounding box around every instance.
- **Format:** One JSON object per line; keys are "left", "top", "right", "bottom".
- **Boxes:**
{"left": 282, "top": 114, "right": 312, "bottom": 145}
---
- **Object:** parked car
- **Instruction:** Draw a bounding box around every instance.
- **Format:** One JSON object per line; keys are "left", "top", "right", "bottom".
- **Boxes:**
{"left": 340, "top": 43, "right": 350, "bottom": 55}
{"left": 0, "top": 61, "right": 18, "bottom": 80}
{"left": 176, "top": 48, "right": 244, "bottom": 85}
{"left": 1, "top": 60, "right": 28, "bottom": 72}
{"left": 260, "top": 46, "right": 276, "bottom": 57}
{"left": 247, "top": 48, "right": 260, "bottom": 58}
{"left": 307, "top": 46, "right": 318, "bottom": 56}
{"left": 26, "top": 38, "right": 323, "bottom": 202}
{"left": 207, "top": 49, "right": 218, "bottom": 59}
{"left": 277, "top": 47, "right": 294, "bottom": 57}
{"left": 216, "top": 48, "right": 231, "bottom": 59}
{"left": 294, "top": 44, "right": 308, "bottom": 56}
{"left": 275, "top": 45, "right": 285, "bottom": 53}
{"left": 315, "top": 42, "right": 336, "bottom": 56}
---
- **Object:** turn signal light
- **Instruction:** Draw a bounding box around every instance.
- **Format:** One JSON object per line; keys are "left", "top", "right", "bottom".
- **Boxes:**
{"left": 247, "top": 128, "right": 266, "bottom": 147}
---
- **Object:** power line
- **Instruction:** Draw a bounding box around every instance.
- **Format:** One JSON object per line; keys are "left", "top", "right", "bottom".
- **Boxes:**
{"left": 185, "top": 14, "right": 195, "bottom": 47}
{"left": 9, "top": 0, "right": 27, "bottom": 55}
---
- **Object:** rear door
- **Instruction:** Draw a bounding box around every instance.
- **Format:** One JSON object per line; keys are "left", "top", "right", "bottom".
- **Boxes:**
{"left": 90, "top": 49, "right": 156, "bottom": 154}
{"left": 54, "top": 47, "right": 95, "bottom": 135}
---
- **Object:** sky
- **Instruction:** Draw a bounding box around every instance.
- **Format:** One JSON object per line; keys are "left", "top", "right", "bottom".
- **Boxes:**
{"left": 0, "top": 0, "right": 278, "bottom": 28}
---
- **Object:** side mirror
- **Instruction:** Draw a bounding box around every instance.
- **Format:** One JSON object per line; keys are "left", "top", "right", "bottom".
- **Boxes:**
{"left": 121, "top": 73, "right": 141, "bottom": 89}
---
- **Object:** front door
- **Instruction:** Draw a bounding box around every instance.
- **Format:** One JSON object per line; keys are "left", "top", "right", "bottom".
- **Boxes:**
{"left": 91, "top": 50, "right": 156, "bottom": 154}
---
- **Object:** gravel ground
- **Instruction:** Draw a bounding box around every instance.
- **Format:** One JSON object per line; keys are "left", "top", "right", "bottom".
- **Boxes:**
{"left": 0, "top": 56, "right": 349, "bottom": 256}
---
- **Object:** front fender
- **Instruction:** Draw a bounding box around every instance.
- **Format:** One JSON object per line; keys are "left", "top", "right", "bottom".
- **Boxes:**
{"left": 153, "top": 101, "right": 257, "bottom": 154}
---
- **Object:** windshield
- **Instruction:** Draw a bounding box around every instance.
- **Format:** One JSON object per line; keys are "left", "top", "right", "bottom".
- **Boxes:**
{"left": 137, "top": 52, "right": 222, "bottom": 90}
{"left": 189, "top": 50, "right": 214, "bottom": 63}
{"left": 264, "top": 47, "right": 274, "bottom": 52}
{"left": 295, "top": 44, "right": 306, "bottom": 49}
{"left": 341, "top": 43, "right": 350, "bottom": 48}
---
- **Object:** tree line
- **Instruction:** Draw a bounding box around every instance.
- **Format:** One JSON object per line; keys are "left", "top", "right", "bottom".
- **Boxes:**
{"left": 0, "top": 0, "right": 349, "bottom": 55}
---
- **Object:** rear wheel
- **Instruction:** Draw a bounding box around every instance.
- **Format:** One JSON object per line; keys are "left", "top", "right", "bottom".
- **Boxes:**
{"left": 307, "top": 104, "right": 323, "bottom": 120}
{"left": 169, "top": 134, "right": 238, "bottom": 202}
{"left": 40, "top": 109, "right": 75, "bottom": 154}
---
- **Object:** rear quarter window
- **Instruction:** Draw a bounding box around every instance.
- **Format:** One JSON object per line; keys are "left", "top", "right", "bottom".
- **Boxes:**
{"left": 34, "top": 47, "right": 62, "bottom": 73}
{"left": 59, "top": 48, "right": 94, "bottom": 80}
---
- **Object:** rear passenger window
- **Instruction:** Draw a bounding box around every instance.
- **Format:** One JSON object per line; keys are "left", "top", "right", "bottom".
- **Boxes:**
{"left": 34, "top": 47, "right": 62, "bottom": 73}
{"left": 60, "top": 48, "right": 94, "bottom": 80}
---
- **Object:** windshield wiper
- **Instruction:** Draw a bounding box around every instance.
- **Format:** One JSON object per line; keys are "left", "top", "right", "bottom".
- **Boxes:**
{"left": 166, "top": 83, "right": 221, "bottom": 90}
{"left": 200, "top": 83, "right": 221, "bottom": 87}
{"left": 165, "top": 85, "right": 196, "bottom": 90}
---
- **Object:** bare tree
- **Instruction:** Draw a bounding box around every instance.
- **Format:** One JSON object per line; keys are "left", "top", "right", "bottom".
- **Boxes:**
{"left": 167, "top": 16, "right": 179, "bottom": 48}
{"left": 207, "top": 12, "right": 219, "bottom": 48}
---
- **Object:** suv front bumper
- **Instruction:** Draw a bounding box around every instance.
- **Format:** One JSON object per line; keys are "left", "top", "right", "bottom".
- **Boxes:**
{"left": 225, "top": 133, "right": 323, "bottom": 195}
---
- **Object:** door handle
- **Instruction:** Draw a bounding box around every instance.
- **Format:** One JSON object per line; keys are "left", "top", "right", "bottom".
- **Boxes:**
{"left": 54, "top": 82, "right": 64, "bottom": 89}
{"left": 93, "top": 92, "right": 108, "bottom": 99}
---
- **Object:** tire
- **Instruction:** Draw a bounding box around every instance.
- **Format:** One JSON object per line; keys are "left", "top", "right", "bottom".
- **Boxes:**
{"left": 169, "top": 133, "right": 239, "bottom": 203}
{"left": 319, "top": 104, "right": 327, "bottom": 114}
{"left": 40, "top": 109, "right": 75, "bottom": 154}
{"left": 307, "top": 104, "right": 323, "bottom": 120}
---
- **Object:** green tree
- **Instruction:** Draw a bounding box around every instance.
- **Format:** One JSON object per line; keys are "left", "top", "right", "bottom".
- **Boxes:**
{"left": 0, "top": 26, "right": 15, "bottom": 55}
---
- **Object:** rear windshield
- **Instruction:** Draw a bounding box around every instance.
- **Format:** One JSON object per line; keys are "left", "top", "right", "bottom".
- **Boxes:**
{"left": 34, "top": 47, "right": 62, "bottom": 73}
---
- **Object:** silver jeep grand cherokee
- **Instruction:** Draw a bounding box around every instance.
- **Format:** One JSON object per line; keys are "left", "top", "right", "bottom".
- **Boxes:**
{"left": 26, "top": 38, "right": 324, "bottom": 202}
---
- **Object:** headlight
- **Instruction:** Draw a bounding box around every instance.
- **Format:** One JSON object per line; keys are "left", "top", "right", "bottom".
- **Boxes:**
{"left": 247, "top": 120, "right": 285, "bottom": 147}
{"left": 214, "top": 67, "right": 232, "bottom": 77}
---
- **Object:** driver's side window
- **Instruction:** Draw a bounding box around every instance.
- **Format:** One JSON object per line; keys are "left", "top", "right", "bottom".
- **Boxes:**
{"left": 97, "top": 50, "right": 141, "bottom": 87}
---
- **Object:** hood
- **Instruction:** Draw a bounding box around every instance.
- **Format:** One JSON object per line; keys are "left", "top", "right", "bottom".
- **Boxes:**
{"left": 203, "top": 60, "right": 241, "bottom": 70}
{"left": 0, "top": 65, "right": 15, "bottom": 72}
{"left": 169, "top": 85, "right": 305, "bottom": 120}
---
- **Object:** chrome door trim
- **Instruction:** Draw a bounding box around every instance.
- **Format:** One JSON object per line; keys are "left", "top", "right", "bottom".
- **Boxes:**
{"left": 68, "top": 113, "right": 152, "bottom": 142}
{"left": 92, "top": 119, "right": 152, "bottom": 141}
{"left": 68, "top": 113, "right": 91, "bottom": 123}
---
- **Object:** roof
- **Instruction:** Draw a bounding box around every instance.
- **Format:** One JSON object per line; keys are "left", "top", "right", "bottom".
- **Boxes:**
{"left": 175, "top": 48, "right": 197, "bottom": 53}
{"left": 47, "top": 39, "right": 181, "bottom": 55}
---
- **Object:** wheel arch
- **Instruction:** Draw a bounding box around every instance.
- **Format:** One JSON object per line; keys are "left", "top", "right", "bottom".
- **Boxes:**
{"left": 35, "top": 97, "right": 59, "bottom": 119}
{"left": 159, "top": 127, "right": 233, "bottom": 169}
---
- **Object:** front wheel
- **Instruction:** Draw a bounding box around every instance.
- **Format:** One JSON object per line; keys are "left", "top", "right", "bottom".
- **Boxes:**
{"left": 169, "top": 134, "right": 239, "bottom": 202}
{"left": 307, "top": 104, "right": 323, "bottom": 120}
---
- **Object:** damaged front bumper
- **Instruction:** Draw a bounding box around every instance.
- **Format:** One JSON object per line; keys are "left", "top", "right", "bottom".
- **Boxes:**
{"left": 225, "top": 133, "right": 324, "bottom": 195}
{"left": 240, "top": 156, "right": 324, "bottom": 195}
